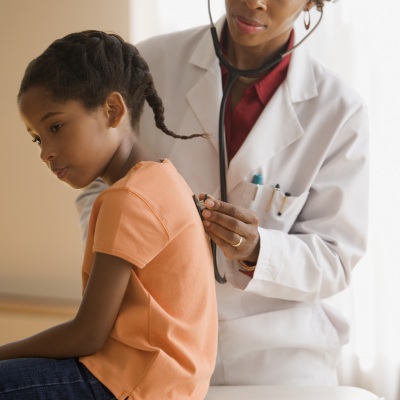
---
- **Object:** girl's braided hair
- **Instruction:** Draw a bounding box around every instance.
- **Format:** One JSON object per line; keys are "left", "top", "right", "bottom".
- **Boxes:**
{"left": 18, "top": 30, "right": 206, "bottom": 140}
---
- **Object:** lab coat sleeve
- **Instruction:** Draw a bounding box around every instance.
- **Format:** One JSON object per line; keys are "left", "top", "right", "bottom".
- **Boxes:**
{"left": 245, "top": 104, "right": 369, "bottom": 302}
{"left": 75, "top": 178, "right": 109, "bottom": 246}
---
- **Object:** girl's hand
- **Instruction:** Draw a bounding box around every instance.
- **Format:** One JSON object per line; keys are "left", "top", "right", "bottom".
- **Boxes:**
{"left": 199, "top": 194, "right": 260, "bottom": 263}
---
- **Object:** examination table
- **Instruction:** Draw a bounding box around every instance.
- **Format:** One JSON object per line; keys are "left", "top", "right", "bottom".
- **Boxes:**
{"left": 205, "top": 385, "right": 382, "bottom": 400}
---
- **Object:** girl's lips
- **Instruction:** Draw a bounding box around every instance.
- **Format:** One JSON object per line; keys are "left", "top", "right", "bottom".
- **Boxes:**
{"left": 52, "top": 167, "right": 68, "bottom": 180}
{"left": 233, "top": 14, "right": 266, "bottom": 34}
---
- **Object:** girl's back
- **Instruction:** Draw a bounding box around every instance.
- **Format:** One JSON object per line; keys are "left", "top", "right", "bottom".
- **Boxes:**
{"left": 81, "top": 159, "right": 217, "bottom": 399}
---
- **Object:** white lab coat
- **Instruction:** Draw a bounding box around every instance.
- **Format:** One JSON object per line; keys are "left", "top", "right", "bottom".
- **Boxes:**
{"left": 76, "top": 18, "right": 369, "bottom": 386}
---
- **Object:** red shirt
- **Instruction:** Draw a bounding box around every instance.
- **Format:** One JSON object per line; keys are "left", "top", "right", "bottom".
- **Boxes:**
{"left": 221, "top": 29, "right": 294, "bottom": 163}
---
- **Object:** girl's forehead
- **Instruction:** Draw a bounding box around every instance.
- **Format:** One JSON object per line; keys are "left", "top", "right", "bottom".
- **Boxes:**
{"left": 19, "top": 87, "right": 45, "bottom": 114}
{"left": 19, "top": 86, "right": 55, "bottom": 109}
{"left": 19, "top": 87, "right": 75, "bottom": 123}
{"left": 18, "top": 88, "right": 58, "bottom": 128}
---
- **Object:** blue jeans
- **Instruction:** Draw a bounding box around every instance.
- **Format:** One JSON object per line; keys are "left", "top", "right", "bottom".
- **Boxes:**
{"left": 0, "top": 357, "right": 116, "bottom": 399}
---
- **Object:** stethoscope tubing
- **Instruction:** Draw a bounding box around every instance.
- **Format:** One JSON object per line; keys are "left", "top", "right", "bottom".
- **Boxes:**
{"left": 207, "top": 0, "right": 325, "bottom": 284}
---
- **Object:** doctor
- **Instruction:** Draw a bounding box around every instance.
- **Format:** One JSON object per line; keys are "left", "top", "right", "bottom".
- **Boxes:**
{"left": 77, "top": 0, "right": 369, "bottom": 386}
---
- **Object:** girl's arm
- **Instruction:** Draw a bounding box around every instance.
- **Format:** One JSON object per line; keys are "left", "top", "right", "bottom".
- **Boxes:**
{"left": 0, "top": 252, "right": 132, "bottom": 361}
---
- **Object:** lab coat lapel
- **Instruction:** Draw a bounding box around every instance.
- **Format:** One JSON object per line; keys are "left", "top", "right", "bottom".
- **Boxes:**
{"left": 167, "top": 18, "right": 225, "bottom": 197}
{"left": 227, "top": 42, "right": 318, "bottom": 194}
{"left": 185, "top": 18, "right": 226, "bottom": 153}
{"left": 185, "top": 67, "right": 221, "bottom": 153}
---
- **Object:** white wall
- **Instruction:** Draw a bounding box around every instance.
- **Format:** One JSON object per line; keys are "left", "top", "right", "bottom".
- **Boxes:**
{"left": 0, "top": 0, "right": 130, "bottom": 301}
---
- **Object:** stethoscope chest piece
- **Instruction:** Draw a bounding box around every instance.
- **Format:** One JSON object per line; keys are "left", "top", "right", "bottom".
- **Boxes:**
{"left": 193, "top": 194, "right": 207, "bottom": 220}
{"left": 192, "top": 194, "right": 227, "bottom": 284}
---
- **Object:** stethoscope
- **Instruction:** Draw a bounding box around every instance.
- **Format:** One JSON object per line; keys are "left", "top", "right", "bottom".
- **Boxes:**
{"left": 194, "top": 0, "right": 328, "bottom": 284}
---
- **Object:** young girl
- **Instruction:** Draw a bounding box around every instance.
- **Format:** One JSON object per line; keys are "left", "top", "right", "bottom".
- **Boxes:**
{"left": 0, "top": 31, "right": 217, "bottom": 399}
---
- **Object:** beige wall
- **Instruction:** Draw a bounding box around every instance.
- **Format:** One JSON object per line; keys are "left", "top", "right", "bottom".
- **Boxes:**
{"left": 0, "top": 294, "right": 78, "bottom": 342}
{"left": 0, "top": 1, "right": 130, "bottom": 306}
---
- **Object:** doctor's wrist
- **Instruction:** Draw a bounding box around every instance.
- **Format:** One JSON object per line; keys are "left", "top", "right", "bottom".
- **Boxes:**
{"left": 238, "top": 260, "right": 256, "bottom": 272}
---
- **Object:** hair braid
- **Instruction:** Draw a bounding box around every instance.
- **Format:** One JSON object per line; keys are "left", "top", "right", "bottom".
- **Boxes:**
{"left": 18, "top": 30, "right": 207, "bottom": 141}
{"left": 144, "top": 76, "right": 207, "bottom": 140}
{"left": 124, "top": 44, "right": 208, "bottom": 140}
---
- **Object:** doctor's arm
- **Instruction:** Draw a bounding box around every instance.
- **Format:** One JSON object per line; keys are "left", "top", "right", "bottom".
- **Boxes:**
{"left": 202, "top": 105, "right": 369, "bottom": 302}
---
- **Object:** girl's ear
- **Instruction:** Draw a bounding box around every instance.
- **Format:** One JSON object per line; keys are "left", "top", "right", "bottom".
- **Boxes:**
{"left": 104, "top": 92, "right": 127, "bottom": 128}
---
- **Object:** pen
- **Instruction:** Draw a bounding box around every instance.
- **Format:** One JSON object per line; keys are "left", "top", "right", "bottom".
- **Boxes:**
{"left": 277, "top": 192, "right": 291, "bottom": 216}
{"left": 266, "top": 184, "right": 280, "bottom": 212}
{"left": 251, "top": 174, "right": 263, "bottom": 200}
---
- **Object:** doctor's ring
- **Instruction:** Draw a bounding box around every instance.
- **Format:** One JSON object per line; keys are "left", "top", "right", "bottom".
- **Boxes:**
{"left": 231, "top": 235, "right": 243, "bottom": 248}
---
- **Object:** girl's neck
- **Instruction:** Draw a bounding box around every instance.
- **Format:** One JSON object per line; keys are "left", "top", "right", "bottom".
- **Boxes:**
{"left": 101, "top": 136, "right": 154, "bottom": 186}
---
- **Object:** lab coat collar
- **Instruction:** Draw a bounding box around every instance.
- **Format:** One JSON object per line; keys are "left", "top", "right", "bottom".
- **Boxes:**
{"left": 189, "top": 16, "right": 226, "bottom": 70}
{"left": 286, "top": 32, "right": 318, "bottom": 103}
{"left": 188, "top": 20, "right": 317, "bottom": 101}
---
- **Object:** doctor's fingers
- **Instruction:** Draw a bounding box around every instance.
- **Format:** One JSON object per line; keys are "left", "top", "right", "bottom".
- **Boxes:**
{"left": 205, "top": 223, "right": 259, "bottom": 261}
{"left": 202, "top": 211, "right": 260, "bottom": 260}
{"left": 202, "top": 198, "right": 259, "bottom": 232}
{"left": 202, "top": 197, "right": 257, "bottom": 224}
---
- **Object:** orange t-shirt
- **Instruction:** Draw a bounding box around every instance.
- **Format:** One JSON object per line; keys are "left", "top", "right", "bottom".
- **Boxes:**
{"left": 80, "top": 160, "right": 217, "bottom": 400}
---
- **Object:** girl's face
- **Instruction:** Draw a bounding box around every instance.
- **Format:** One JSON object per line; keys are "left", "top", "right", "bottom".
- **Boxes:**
{"left": 19, "top": 86, "right": 122, "bottom": 189}
{"left": 225, "top": 0, "right": 311, "bottom": 55}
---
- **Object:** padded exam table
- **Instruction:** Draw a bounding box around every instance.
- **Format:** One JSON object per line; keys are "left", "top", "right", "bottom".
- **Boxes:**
{"left": 205, "top": 386, "right": 382, "bottom": 400}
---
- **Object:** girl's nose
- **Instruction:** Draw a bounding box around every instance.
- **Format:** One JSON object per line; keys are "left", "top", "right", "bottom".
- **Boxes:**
{"left": 40, "top": 142, "right": 56, "bottom": 163}
{"left": 241, "top": 0, "right": 267, "bottom": 11}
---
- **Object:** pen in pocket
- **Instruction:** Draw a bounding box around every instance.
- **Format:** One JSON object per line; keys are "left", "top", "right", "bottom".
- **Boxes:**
{"left": 251, "top": 174, "right": 263, "bottom": 200}
{"left": 266, "top": 184, "right": 280, "bottom": 212}
{"left": 278, "top": 192, "right": 291, "bottom": 216}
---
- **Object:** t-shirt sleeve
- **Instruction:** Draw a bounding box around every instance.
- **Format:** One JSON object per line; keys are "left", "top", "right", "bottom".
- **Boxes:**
{"left": 92, "top": 189, "right": 170, "bottom": 268}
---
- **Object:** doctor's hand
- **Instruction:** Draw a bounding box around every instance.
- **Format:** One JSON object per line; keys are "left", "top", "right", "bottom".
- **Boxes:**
{"left": 199, "top": 194, "right": 260, "bottom": 263}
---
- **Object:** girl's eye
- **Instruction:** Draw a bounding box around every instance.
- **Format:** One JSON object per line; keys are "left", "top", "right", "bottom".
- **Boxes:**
{"left": 32, "top": 137, "right": 41, "bottom": 145}
{"left": 51, "top": 123, "right": 62, "bottom": 133}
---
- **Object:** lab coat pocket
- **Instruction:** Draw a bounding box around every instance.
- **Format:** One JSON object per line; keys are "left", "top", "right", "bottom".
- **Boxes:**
{"left": 238, "top": 181, "right": 309, "bottom": 232}
{"left": 217, "top": 303, "right": 341, "bottom": 385}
